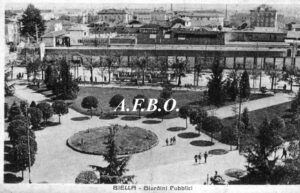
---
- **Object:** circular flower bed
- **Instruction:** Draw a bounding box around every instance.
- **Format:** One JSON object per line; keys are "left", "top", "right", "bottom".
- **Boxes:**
{"left": 167, "top": 127, "right": 186, "bottom": 132}
{"left": 121, "top": 116, "right": 141, "bottom": 121}
{"left": 190, "top": 140, "right": 214, "bottom": 146}
{"left": 67, "top": 125, "right": 158, "bottom": 155}
{"left": 225, "top": 168, "right": 247, "bottom": 179}
{"left": 99, "top": 113, "right": 118, "bottom": 120}
{"left": 178, "top": 132, "right": 200, "bottom": 139}
{"left": 208, "top": 149, "right": 228, "bottom": 155}
{"left": 142, "top": 120, "right": 161, "bottom": 124}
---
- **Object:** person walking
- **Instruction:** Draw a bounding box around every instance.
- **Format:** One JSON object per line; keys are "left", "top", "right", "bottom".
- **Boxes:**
{"left": 198, "top": 153, "right": 202, "bottom": 164}
{"left": 166, "top": 138, "right": 169, "bottom": 146}
{"left": 194, "top": 155, "right": 198, "bottom": 164}
{"left": 173, "top": 136, "right": 176, "bottom": 144}
{"left": 281, "top": 148, "right": 287, "bottom": 159}
{"left": 204, "top": 151, "right": 208, "bottom": 163}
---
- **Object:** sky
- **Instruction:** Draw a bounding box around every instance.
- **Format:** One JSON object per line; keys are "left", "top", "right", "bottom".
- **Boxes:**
{"left": 4, "top": 0, "right": 300, "bottom": 10}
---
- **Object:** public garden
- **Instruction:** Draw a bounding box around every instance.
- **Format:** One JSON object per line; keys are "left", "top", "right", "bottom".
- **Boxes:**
{"left": 4, "top": 52, "right": 300, "bottom": 185}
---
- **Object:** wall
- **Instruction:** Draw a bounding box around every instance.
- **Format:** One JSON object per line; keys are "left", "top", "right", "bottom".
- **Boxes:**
{"left": 42, "top": 37, "right": 55, "bottom": 47}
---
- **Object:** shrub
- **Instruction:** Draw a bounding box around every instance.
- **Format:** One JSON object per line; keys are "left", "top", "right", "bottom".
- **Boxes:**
{"left": 20, "top": 100, "right": 29, "bottom": 116}
{"left": 37, "top": 102, "right": 53, "bottom": 123}
{"left": 28, "top": 107, "right": 43, "bottom": 130}
{"left": 75, "top": 171, "right": 98, "bottom": 184}
{"left": 30, "top": 101, "right": 37, "bottom": 108}
{"left": 8, "top": 102, "right": 22, "bottom": 121}
{"left": 189, "top": 107, "right": 208, "bottom": 133}
{"left": 202, "top": 116, "right": 223, "bottom": 142}
{"left": 133, "top": 94, "right": 148, "bottom": 117}
{"left": 12, "top": 115, "right": 31, "bottom": 127}
{"left": 52, "top": 100, "right": 69, "bottom": 123}
{"left": 81, "top": 96, "right": 98, "bottom": 117}
{"left": 179, "top": 105, "right": 190, "bottom": 129}
{"left": 5, "top": 103, "right": 9, "bottom": 119}
{"left": 7, "top": 120, "right": 35, "bottom": 145}
{"left": 109, "top": 94, "right": 124, "bottom": 111}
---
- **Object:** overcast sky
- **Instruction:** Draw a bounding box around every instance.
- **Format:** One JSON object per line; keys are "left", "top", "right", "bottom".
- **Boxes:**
{"left": 4, "top": 0, "right": 300, "bottom": 12}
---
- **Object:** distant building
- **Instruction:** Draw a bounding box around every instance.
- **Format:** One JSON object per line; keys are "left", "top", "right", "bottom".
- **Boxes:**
{"left": 150, "top": 9, "right": 169, "bottom": 26}
{"left": 292, "top": 24, "right": 300, "bottom": 31}
{"left": 97, "top": 9, "right": 129, "bottom": 24}
{"left": 250, "top": 4, "right": 277, "bottom": 30}
{"left": 66, "top": 25, "right": 89, "bottom": 46}
{"left": 133, "top": 10, "right": 152, "bottom": 24}
{"left": 177, "top": 10, "right": 224, "bottom": 28}
{"left": 229, "top": 12, "right": 250, "bottom": 28}
{"left": 5, "top": 18, "right": 20, "bottom": 44}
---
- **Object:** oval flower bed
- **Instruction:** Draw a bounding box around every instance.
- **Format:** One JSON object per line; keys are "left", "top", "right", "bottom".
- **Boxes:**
{"left": 208, "top": 149, "right": 228, "bottom": 155}
{"left": 67, "top": 126, "right": 158, "bottom": 155}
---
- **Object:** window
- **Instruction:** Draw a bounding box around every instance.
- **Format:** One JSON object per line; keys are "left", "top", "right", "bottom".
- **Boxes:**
{"left": 178, "top": 36, "right": 185, "bottom": 40}
{"left": 150, "top": 34, "right": 156, "bottom": 39}
{"left": 164, "top": 34, "right": 170, "bottom": 39}
{"left": 78, "top": 39, "right": 83, "bottom": 43}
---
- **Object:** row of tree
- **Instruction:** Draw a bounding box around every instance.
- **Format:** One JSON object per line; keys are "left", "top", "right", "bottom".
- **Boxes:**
{"left": 207, "top": 57, "right": 251, "bottom": 106}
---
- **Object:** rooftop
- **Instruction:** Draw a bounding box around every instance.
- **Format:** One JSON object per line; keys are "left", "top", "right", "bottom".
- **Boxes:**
{"left": 67, "top": 25, "right": 89, "bottom": 31}
{"left": 98, "top": 9, "right": 127, "bottom": 15}
{"left": 41, "top": 30, "right": 67, "bottom": 38}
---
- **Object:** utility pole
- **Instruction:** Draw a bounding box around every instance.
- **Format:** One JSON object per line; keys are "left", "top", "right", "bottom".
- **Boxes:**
{"left": 237, "top": 85, "right": 242, "bottom": 153}
{"left": 25, "top": 105, "right": 32, "bottom": 183}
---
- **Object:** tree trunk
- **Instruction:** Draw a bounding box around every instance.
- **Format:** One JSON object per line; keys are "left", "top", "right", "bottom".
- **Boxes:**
{"left": 108, "top": 67, "right": 111, "bottom": 83}
{"left": 139, "top": 109, "right": 141, "bottom": 118}
{"left": 90, "top": 108, "right": 93, "bottom": 118}
{"left": 271, "top": 76, "right": 274, "bottom": 90}
{"left": 211, "top": 133, "right": 213, "bottom": 142}
{"left": 259, "top": 72, "right": 262, "bottom": 89}
{"left": 186, "top": 118, "right": 188, "bottom": 129}
{"left": 22, "top": 170, "right": 24, "bottom": 179}
{"left": 59, "top": 115, "right": 61, "bottom": 123}
{"left": 178, "top": 74, "right": 181, "bottom": 86}
{"left": 142, "top": 70, "right": 145, "bottom": 85}
{"left": 290, "top": 79, "right": 293, "bottom": 91}
{"left": 90, "top": 67, "right": 93, "bottom": 84}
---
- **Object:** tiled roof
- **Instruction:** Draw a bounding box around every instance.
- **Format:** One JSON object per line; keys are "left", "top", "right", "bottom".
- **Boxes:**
{"left": 41, "top": 30, "right": 67, "bottom": 38}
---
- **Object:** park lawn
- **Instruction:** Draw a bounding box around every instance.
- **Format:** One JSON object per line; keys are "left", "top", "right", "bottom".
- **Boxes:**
{"left": 222, "top": 101, "right": 292, "bottom": 128}
{"left": 71, "top": 86, "right": 204, "bottom": 118}
{"left": 202, "top": 101, "right": 293, "bottom": 145}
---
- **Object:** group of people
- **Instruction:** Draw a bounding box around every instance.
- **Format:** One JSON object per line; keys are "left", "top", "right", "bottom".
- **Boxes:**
{"left": 165, "top": 137, "right": 176, "bottom": 146}
{"left": 16, "top": 72, "right": 24, "bottom": 79}
{"left": 194, "top": 152, "right": 208, "bottom": 164}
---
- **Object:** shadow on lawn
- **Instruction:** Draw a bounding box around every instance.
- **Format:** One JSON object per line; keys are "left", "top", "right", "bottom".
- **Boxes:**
{"left": 167, "top": 127, "right": 186, "bottom": 132}
{"left": 121, "top": 116, "right": 141, "bottom": 121}
{"left": 178, "top": 132, "right": 200, "bottom": 139}
{"left": 142, "top": 120, "right": 162, "bottom": 124}
{"left": 71, "top": 116, "right": 90, "bottom": 121}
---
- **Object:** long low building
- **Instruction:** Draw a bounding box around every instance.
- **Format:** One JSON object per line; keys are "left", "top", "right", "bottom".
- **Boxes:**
{"left": 43, "top": 44, "right": 298, "bottom": 70}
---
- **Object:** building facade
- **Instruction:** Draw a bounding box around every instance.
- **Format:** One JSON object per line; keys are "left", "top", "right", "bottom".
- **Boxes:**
{"left": 250, "top": 4, "right": 277, "bottom": 30}
{"left": 97, "top": 9, "right": 129, "bottom": 24}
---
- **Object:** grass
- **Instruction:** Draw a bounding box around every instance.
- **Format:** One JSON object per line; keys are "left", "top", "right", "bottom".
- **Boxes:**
{"left": 178, "top": 132, "right": 200, "bottom": 139}
{"left": 27, "top": 84, "right": 273, "bottom": 120}
{"left": 208, "top": 149, "right": 228, "bottom": 155}
{"left": 67, "top": 125, "right": 158, "bottom": 155}
{"left": 222, "top": 101, "right": 292, "bottom": 128}
{"left": 71, "top": 86, "right": 203, "bottom": 119}
{"left": 167, "top": 127, "right": 186, "bottom": 132}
